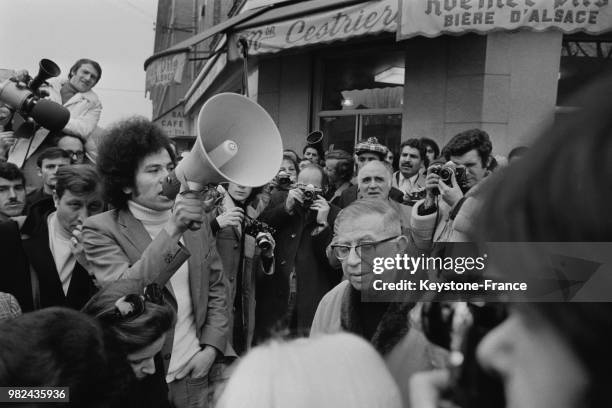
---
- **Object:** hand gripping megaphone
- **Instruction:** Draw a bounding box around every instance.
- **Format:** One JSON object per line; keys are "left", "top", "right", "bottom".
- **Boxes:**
{"left": 162, "top": 93, "right": 284, "bottom": 200}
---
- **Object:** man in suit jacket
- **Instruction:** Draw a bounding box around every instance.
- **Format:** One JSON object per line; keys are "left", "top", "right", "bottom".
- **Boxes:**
{"left": 82, "top": 117, "right": 229, "bottom": 408}
{"left": 22, "top": 165, "right": 102, "bottom": 310}
{"left": 255, "top": 165, "right": 341, "bottom": 342}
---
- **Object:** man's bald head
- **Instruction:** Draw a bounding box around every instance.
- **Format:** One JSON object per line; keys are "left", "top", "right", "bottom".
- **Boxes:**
{"left": 357, "top": 160, "right": 392, "bottom": 200}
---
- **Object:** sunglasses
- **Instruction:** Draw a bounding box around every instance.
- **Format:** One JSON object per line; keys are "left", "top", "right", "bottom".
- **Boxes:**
{"left": 108, "top": 283, "right": 164, "bottom": 322}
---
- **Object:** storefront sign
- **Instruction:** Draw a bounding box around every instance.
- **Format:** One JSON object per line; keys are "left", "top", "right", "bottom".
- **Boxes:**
{"left": 145, "top": 53, "right": 187, "bottom": 91}
{"left": 398, "top": 0, "right": 612, "bottom": 39}
{"left": 155, "top": 105, "right": 191, "bottom": 138}
{"left": 233, "top": 0, "right": 399, "bottom": 56}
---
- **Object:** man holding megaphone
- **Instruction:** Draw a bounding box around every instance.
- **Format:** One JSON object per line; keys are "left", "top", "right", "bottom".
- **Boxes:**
{"left": 82, "top": 91, "right": 283, "bottom": 407}
{"left": 81, "top": 117, "right": 228, "bottom": 408}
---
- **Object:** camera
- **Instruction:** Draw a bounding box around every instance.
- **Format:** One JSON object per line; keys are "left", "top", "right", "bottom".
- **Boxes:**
{"left": 0, "top": 59, "right": 70, "bottom": 132}
{"left": 421, "top": 301, "right": 508, "bottom": 408}
{"left": 298, "top": 184, "right": 322, "bottom": 207}
{"left": 275, "top": 171, "right": 293, "bottom": 188}
{"left": 403, "top": 189, "right": 427, "bottom": 206}
{"left": 428, "top": 163, "right": 468, "bottom": 194}
{"left": 244, "top": 216, "right": 275, "bottom": 252}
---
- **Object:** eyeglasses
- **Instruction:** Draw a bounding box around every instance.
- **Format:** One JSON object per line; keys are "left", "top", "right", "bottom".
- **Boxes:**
{"left": 109, "top": 283, "right": 164, "bottom": 322}
{"left": 331, "top": 235, "right": 398, "bottom": 260}
{"left": 63, "top": 150, "right": 85, "bottom": 160}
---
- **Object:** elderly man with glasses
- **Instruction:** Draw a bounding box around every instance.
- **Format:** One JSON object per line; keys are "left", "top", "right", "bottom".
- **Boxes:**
{"left": 311, "top": 198, "right": 448, "bottom": 406}
{"left": 310, "top": 199, "right": 414, "bottom": 353}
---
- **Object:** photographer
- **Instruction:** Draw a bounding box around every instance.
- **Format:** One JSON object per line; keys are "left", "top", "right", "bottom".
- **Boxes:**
{"left": 4, "top": 59, "right": 102, "bottom": 189}
{"left": 409, "top": 75, "right": 612, "bottom": 408}
{"left": 411, "top": 129, "right": 493, "bottom": 244}
{"left": 254, "top": 164, "right": 341, "bottom": 342}
{"left": 211, "top": 182, "right": 274, "bottom": 355}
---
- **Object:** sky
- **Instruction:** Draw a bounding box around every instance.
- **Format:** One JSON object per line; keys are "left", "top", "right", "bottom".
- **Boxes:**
{"left": 0, "top": 0, "right": 159, "bottom": 128}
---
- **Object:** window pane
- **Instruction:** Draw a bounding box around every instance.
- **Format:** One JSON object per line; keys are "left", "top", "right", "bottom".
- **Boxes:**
{"left": 558, "top": 38, "right": 612, "bottom": 107}
{"left": 320, "top": 116, "right": 356, "bottom": 153}
{"left": 321, "top": 50, "right": 405, "bottom": 111}
{"left": 361, "top": 114, "right": 402, "bottom": 157}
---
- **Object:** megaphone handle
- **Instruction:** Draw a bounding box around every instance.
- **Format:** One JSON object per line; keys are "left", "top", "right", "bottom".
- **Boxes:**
{"left": 180, "top": 181, "right": 205, "bottom": 231}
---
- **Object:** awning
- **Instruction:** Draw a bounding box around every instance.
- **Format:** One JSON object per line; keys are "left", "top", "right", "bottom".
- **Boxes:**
{"left": 397, "top": 0, "right": 612, "bottom": 40}
{"left": 143, "top": 6, "right": 272, "bottom": 71}
{"left": 228, "top": 0, "right": 398, "bottom": 58}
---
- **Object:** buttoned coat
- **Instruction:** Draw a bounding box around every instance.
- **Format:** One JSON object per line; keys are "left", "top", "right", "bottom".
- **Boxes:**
{"left": 82, "top": 208, "right": 230, "bottom": 370}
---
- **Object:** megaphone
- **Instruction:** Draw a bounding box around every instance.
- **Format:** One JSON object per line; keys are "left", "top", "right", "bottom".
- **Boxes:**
{"left": 305, "top": 130, "right": 324, "bottom": 159}
{"left": 162, "top": 92, "right": 283, "bottom": 200}
{"left": 306, "top": 130, "right": 323, "bottom": 146}
{"left": 29, "top": 59, "right": 62, "bottom": 94}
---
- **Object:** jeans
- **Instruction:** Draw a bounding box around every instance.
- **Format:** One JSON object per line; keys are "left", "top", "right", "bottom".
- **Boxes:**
{"left": 167, "top": 361, "right": 231, "bottom": 408}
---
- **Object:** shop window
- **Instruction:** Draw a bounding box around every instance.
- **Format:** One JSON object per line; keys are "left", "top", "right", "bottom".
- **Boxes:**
{"left": 558, "top": 35, "right": 612, "bottom": 109}
{"left": 317, "top": 48, "right": 404, "bottom": 156}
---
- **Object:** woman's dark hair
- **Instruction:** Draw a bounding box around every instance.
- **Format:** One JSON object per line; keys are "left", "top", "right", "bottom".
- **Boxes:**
{"left": 69, "top": 58, "right": 102, "bottom": 85}
{"left": 474, "top": 74, "right": 612, "bottom": 408}
{"left": 0, "top": 307, "right": 129, "bottom": 407}
{"left": 82, "top": 279, "right": 175, "bottom": 354}
{"left": 97, "top": 117, "right": 176, "bottom": 209}
{"left": 419, "top": 137, "right": 440, "bottom": 160}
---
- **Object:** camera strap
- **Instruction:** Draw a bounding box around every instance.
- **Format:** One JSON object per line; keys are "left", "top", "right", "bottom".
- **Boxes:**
{"left": 449, "top": 197, "right": 468, "bottom": 221}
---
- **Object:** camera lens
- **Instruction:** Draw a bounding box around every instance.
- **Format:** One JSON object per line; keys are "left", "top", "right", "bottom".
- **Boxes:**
{"left": 439, "top": 167, "right": 452, "bottom": 181}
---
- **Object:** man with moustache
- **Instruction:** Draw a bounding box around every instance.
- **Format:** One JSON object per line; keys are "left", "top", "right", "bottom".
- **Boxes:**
{"left": 392, "top": 139, "right": 427, "bottom": 205}
{"left": 0, "top": 162, "right": 26, "bottom": 223}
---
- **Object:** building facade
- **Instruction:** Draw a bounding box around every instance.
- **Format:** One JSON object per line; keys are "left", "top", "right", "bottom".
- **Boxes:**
{"left": 146, "top": 0, "right": 612, "bottom": 158}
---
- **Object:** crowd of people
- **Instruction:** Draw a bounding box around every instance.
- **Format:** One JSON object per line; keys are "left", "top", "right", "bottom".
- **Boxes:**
{"left": 0, "top": 58, "right": 610, "bottom": 408}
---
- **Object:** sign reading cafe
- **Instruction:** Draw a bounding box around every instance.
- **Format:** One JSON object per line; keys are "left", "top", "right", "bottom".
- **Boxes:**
{"left": 233, "top": 0, "right": 398, "bottom": 56}
{"left": 145, "top": 53, "right": 187, "bottom": 91}
{"left": 398, "top": 0, "right": 612, "bottom": 39}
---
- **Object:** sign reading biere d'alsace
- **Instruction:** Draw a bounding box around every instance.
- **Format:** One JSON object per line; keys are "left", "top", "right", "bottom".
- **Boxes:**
{"left": 398, "top": 0, "right": 612, "bottom": 39}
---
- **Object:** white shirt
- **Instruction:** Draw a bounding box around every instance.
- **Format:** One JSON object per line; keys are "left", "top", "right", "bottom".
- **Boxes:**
{"left": 47, "top": 212, "right": 76, "bottom": 295}
{"left": 395, "top": 171, "right": 423, "bottom": 194}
